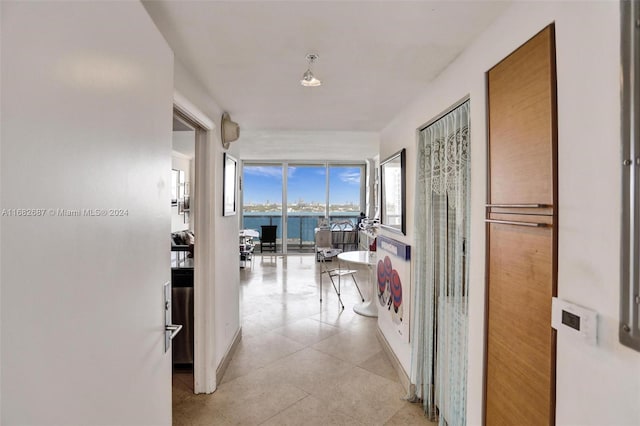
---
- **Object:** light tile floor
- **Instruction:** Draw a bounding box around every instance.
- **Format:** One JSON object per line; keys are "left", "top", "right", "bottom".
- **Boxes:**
{"left": 173, "top": 254, "right": 434, "bottom": 426}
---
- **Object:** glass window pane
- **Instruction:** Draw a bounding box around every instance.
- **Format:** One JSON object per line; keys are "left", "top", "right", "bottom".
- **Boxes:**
{"left": 286, "top": 165, "right": 326, "bottom": 251}
{"left": 242, "top": 164, "right": 283, "bottom": 251}
{"left": 329, "top": 165, "right": 363, "bottom": 225}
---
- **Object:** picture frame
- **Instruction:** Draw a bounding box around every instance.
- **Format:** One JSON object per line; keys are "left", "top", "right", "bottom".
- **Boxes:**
{"left": 172, "top": 169, "right": 188, "bottom": 206}
{"left": 178, "top": 170, "right": 186, "bottom": 200}
{"left": 179, "top": 196, "right": 190, "bottom": 214}
{"left": 171, "top": 169, "right": 179, "bottom": 205}
{"left": 223, "top": 153, "right": 237, "bottom": 216}
{"left": 380, "top": 148, "right": 406, "bottom": 235}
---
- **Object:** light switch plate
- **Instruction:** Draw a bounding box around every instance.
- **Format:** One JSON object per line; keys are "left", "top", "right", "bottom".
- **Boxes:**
{"left": 551, "top": 297, "right": 598, "bottom": 345}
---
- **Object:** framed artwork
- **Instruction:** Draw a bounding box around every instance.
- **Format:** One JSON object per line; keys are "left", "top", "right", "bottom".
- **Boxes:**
{"left": 380, "top": 148, "right": 406, "bottom": 234}
{"left": 179, "top": 196, "right": 190, "bottom": 214}
{"left": 178, "top": 170, "right": 185, "bottom": 200}
{"left": 376, "top": 235, "right": 411, "bottom": 343}
{"left": 223, "top": 153, "right": 237, "bottom": 216}
{"left": 172, "top": 169, "right": 187, "bottom": 206}
{"left": 171, "top": 169, "right": 179, "bottom": 205}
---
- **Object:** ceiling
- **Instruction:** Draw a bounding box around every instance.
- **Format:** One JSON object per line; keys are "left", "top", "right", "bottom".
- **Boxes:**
{"left": 173, "top": 116, "right": 193, "bottom": 132}
{"left": 172, "top": 130, "right": 196, "bottom": 158}
{"left": 143, "top": 1, "right": 510, "bottom": 132}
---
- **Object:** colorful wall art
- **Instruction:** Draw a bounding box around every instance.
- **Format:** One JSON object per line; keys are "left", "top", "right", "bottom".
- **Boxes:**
{"left": 376, "top": 235, "right": 411, "bottom": 343}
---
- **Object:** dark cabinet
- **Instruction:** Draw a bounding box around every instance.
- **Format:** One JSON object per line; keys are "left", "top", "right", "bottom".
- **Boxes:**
{"left": 171, "top": 265, "right": 194, "bottom": 367}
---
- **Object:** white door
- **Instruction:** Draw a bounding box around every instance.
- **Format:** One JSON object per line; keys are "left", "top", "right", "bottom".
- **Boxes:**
{"left": 1, "top": 2, "right": 174, "bottom": 424}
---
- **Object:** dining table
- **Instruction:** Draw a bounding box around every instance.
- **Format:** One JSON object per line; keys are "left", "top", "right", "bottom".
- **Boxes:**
{"left": 337, "top": 250, "right": 378, "bottom": 317}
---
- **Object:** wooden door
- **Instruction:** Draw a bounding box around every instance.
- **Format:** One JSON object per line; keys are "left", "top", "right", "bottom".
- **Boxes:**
{"left": 485, "top": 214, "right": 556, "bottom": 425}
{"left": 485, "top": 24, "right": 558, "bottom": 426}
{"left": 487, "top": 25, "right": 557, "bottom": 217}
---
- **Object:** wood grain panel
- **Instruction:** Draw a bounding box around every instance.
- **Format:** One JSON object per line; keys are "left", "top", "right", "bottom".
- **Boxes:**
{"left": 488, "top": 26, "right": 557, "bottom": 207}
{"left": 485, "top": 24, "right": 558, "bottom": 426}
{"left": 485, "top": 214, "right": 555, "bottom": 425}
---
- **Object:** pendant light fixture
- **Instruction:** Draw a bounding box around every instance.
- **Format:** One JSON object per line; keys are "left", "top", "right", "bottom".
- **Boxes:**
{"left": 300, "top": 53, "right": 322, "bottom": 87}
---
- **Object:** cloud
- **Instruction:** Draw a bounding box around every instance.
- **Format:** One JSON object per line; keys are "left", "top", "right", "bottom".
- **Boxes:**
{"left": 340, "top": 171, "right": 361, "bottom": 184}
{"left": 244, "top": 166, "right": 282, "bottom": 179}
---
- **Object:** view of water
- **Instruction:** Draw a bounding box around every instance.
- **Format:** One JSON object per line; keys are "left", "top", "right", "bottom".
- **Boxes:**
{"left": 243, "top": 212, "right": 359, "bottom": 244}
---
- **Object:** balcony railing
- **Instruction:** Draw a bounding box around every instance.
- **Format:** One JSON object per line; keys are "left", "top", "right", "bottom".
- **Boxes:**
{"left": 242, "top": 212, "right": 360, "bottom": 253}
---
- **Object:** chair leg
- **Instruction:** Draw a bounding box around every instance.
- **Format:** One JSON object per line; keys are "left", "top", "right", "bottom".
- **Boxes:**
{"left": 351, "top": 274, "right": 365, "bottom": 302}
{"left": 318, "top": 253, "right": 344, "bottom": 309}
{"left": 327, "top": 274, "right": 344, "bottom": 310}
{"left": 319, "top": 266, "right": 323, "bottom": 303}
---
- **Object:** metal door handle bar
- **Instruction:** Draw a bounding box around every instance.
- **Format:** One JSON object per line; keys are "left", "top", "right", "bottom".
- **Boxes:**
{"left": 485, "top": 219, "right": 548, "bottom": 228}
{"left": 165, "top": 324, "right": 183, "bottom": 340}
{"left": 485, "top": 204, "right": 549, "bottom": 208}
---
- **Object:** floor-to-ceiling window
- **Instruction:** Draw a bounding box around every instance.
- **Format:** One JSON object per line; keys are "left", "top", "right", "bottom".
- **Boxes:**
{"left": 328, "top": 165, "right": 364, "bottom": 223}
{"left": 241, "top": 161, "right": 365, "bottom": 253}
{"left": 286, "top": 164, "right": 327, "bottom": 252}
{"left": 242, "top": 164, "right": 284, "bottom": 250}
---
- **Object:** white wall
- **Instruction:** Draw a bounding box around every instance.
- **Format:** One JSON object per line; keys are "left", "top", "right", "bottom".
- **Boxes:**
{"left": 380, "top": 2, "right": 640, "bottom": 425}
{"left": 1, "top": 1, "right": 174, "bottom": 424}
{"left": 173, "top": 61, "right": 241, "bottom": 372}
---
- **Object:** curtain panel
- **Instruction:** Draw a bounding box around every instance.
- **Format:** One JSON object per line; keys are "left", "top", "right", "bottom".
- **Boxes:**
{"left": 409, "top": 100, "right": 470, "bottom": 425}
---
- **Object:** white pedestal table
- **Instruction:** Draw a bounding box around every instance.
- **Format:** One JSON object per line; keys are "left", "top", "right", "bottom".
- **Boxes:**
{"left": 337, "top": 250, "right": 378, "bottom": 317}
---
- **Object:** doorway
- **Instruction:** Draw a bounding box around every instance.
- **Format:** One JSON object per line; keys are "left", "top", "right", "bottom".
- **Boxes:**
{"left": 171, "top": 111, "right": 197, "bottom": 394}
{"left": 170, "top": 106, "right": 217, "bottom": 396}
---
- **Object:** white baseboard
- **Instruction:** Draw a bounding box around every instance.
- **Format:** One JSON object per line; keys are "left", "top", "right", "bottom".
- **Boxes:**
{"left": 376, "top": 326, "right": 411, "bottom": 394}
{"left": 216, "top": 327, "right": 242, "bottom": 384}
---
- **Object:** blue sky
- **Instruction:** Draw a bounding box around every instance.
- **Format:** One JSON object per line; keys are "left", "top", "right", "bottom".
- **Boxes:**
{"left": 243, "top": 165, "right": 361, "bottom": 205}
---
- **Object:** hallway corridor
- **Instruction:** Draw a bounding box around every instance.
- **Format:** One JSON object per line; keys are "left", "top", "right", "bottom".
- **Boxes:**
{"left": 173, "top": 254, "right": 434, "bottom": 425}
